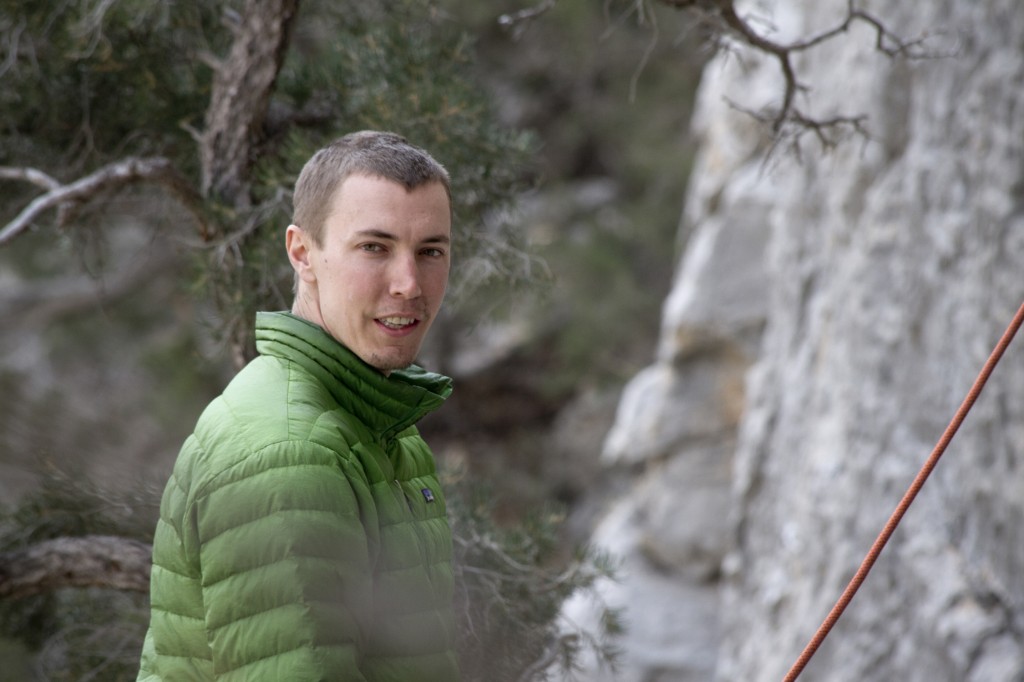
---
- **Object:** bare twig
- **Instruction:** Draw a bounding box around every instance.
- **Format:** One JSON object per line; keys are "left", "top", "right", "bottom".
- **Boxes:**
{"left": 608, "top": 0, "right": 663, "bottom": 103}
{"left": 788, "top": 1, "right": 939, "bottom": 58}
{"left": 0, "top": 16, "right": 28, "bottom": 79}
{"left": 499, "top": 0, "right": 557, "bottom": 33}
{"left": 0, "top": 156, "right": 209, "bottom": 245}
{"left": 68, "top": 0, "right": 120, "bottom": 60}
{"left": 659, "top": 0, "right": 945, "bottom": 140}
{"left": 724, "top": 96, "right": 871, "bottom": 161}
{"left": 516, "top": 633, "right": 579, "bottom": 682}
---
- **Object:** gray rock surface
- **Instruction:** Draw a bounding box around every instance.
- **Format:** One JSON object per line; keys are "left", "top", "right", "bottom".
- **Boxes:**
{"left": 564, "top": 56, "right": 774, "bottom": 677}
{"left": 569, "top": 0, "right": 1024, "bottom": 680}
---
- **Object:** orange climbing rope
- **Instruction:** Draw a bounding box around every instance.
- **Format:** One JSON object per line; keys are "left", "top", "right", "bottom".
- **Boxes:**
{"left": 783, "top": 299, "right": 1024, "bottom": 682}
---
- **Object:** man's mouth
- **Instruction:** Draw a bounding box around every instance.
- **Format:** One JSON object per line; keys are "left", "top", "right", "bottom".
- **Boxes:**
{"left": 377, "top": 316, "right": 418, "bottom": 330}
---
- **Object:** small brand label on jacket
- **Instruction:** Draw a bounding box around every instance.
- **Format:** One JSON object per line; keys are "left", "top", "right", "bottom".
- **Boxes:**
{"left": 421, "top": 488, "right": 435, "bottom": 503}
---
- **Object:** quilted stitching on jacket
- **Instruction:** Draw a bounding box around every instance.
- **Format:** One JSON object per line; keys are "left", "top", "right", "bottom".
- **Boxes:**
{"left": 137, "top": 312, "right": 459, "bottom": 681}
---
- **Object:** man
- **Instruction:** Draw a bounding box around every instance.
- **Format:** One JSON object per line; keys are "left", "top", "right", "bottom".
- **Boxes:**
{"left": 137, "top": 131, "right": 460, "bottom": 681}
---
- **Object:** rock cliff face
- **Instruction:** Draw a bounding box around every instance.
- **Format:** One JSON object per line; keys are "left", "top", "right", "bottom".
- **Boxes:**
{"left": 571, "top": 1, "right": 1024, "bottom": 680}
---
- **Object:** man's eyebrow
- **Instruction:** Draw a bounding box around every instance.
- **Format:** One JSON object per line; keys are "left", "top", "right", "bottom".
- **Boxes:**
{"left": 353, "top": 229, "right": 396, "bottom": 240}
{"left": 353, "top": 229, "right": 450, "bottom": 244}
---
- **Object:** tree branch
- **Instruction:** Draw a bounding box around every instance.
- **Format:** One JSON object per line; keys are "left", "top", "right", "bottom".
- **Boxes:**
{"left": 0, "top": 535, "right": 151, "bottom": 600}
{"left": 0, "top": 156, "right": 209, "bottom": 246}
{"left": 0, "top": 166, "right": 60, "bottom": 191}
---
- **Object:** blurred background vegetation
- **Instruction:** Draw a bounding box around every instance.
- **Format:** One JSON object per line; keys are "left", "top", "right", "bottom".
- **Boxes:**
{"left": 0, "top": 0, "right": 705, "bottom": 678}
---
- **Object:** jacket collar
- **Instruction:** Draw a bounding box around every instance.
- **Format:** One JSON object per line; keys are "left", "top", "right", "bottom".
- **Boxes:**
{"left": 254, "top": 311, "right": 452, "bottom": 440}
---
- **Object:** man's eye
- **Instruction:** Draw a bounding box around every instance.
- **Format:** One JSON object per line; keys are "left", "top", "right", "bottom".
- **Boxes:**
{"left": 361, "top": 243, "right": 385, "bottom": 252}
{"left": 422, "top": 248, "right": 446, "bottom": 258}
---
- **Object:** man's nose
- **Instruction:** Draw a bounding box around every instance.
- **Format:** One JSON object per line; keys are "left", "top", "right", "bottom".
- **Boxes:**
{"left": 389, "top": 253, "right": 422, "bottom": 298}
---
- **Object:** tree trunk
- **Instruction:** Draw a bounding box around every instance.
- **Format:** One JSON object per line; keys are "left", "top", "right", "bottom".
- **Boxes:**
{"left": 200, "top": 0, "right": 300, "bottom": 209}
{"left": 199, "top": 0, "right": 301, "bottom": 366}
{"left": 0, "top": 536, "right": 151, "bottom": 600}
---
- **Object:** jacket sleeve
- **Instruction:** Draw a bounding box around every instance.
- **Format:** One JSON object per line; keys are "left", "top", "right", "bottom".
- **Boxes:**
{"left": 189, "top": 439, "right": 374, "bottom": 681}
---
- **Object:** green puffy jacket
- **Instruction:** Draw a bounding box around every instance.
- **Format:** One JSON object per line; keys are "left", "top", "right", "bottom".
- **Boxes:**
{"left": 137, "top": 311, "right": 460, "bottom": 681}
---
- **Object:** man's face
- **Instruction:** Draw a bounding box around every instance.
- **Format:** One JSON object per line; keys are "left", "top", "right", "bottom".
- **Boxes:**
{"left": 288, "top": 173, "right": 451, "bottom": 373}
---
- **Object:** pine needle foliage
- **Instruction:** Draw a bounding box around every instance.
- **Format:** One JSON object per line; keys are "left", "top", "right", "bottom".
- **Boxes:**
{"left": 1, "top": 0, "right": 538, "bottom": 360}
{"left": 0, "top": 0, "right": 224, "bottom": 173}
{"left": 447, "top": 478, "right": 622, "bottom": 681}
{"left": 0, "top": 466, "right": 621, "bottom": 681}
{"left": 1, "top": 2, "right": 618, "bottom": 679}
{"left": 213, "top": 0, "right": 539, "bottom": 357}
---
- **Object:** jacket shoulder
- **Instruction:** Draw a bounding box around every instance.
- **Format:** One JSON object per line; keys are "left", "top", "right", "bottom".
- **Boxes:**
{"left": 178, "top": 356, "right": 370, "bottom": 497}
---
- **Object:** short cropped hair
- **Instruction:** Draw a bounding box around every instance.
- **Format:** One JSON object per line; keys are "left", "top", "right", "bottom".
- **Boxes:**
{"left": 292, "top": 131, "right": 451, "bottom": 246}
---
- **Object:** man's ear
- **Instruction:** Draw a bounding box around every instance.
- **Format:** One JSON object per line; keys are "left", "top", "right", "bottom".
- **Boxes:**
{"left": 286, "top": 224, "right": 317, "bottom": 284}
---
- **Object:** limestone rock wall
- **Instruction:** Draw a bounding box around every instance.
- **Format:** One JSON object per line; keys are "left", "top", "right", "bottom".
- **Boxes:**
{"left": 571, "top": 1, "right": 1024, "bottom": 680}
